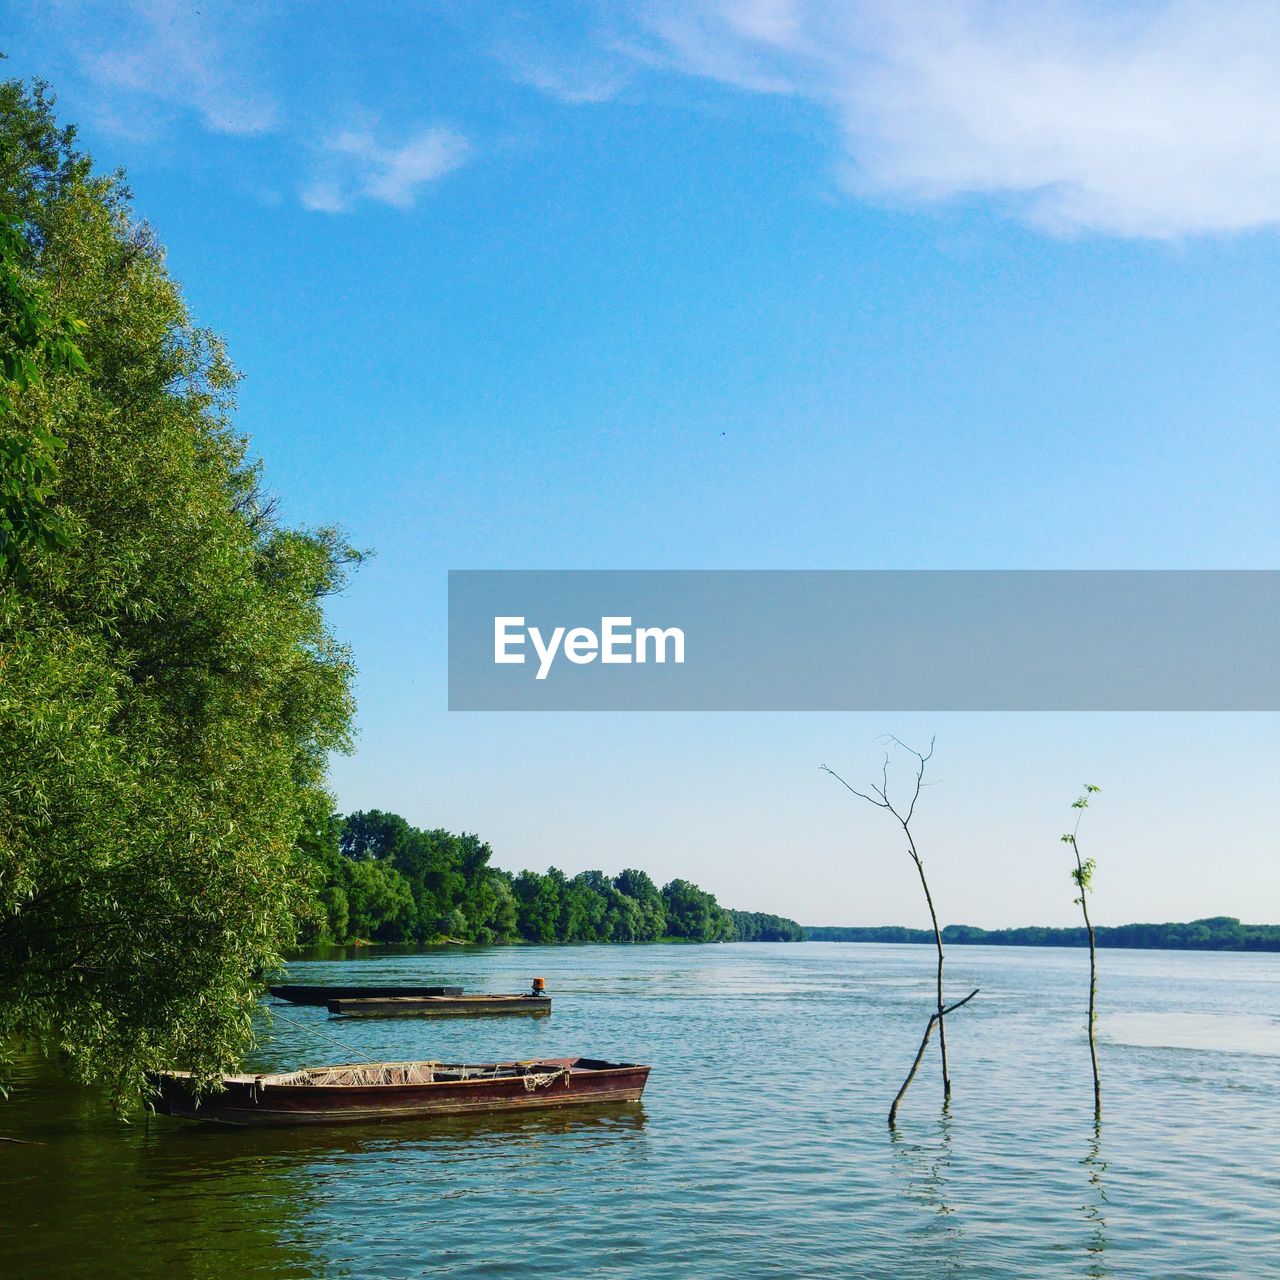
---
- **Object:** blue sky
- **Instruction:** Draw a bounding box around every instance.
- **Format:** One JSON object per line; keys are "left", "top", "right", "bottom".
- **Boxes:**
{"left": 3, "top": 2, "right": 1277, "bottom": 925}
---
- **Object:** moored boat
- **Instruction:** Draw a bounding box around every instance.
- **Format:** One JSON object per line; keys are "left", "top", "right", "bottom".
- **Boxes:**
{"left": 149, "top": 1057, "right": 649, "bottom": 1126}
{"left": 327, "top": 993, "right": 551, "bottom": 1018}
{"left": 268, "top": 983, "right": 464, "bottom": 1005}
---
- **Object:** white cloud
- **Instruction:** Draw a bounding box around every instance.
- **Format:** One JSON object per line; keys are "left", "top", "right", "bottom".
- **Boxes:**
{"left": 505, "top": 54, "right": 630, "bottom": 106}
{"left": 626, "top": 0, "right": 1280, "bottom": 238}
{"left": 476, "top": 7, "right": 634, "bottom": 105}
{"left": 67, "top": 0, "right": 277, "bottom": 136}
{"left": 302, "top": 124, "right": 471, "bottom": 214}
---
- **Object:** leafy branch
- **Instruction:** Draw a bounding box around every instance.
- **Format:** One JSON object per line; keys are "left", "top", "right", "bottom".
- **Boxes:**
{"left": 0, "top": 216, "right": 89, "bottom": 580}
{"left": 1062, "top": 783, "right": 1102, "bottom": 1116}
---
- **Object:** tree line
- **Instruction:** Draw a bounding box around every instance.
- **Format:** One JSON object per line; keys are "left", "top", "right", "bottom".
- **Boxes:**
{"left": 804, "top": 917, "right": 1280, "bottom": 951}
{"left": 298, "top": 809, "right": 802, "bottom": 946}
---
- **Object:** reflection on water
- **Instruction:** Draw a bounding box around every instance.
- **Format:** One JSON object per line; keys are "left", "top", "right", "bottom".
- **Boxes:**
{"left": 889, "top": 1111, "right": 967, "bottom": 1278}
{"left": 1082, "top": 1118, "right": 1109, "bottom": 1280}
{"left": 3, "top": 1056, "right": 323, "bottom": 1280}
{"left": 3, "top": 943, "right": 1280, "bottom": 1278}
{"left": 891, "top": 1110, "right": 956, "bottom": 1218}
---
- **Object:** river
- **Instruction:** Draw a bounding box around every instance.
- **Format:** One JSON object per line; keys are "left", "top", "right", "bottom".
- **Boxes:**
{"left": 3, "top": 942, "right": 1278, "bottom": 1278}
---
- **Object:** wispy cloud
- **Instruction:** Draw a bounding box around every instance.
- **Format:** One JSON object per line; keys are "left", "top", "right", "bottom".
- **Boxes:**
{"left": 503, "top": 53, "right": 630, "bottom": 106}
{"left": 301, "top": 124, "right": 471, "bottom": 214}
{"left": 620, "top": 0, "right": 1280, "bottom": 238}
{"left": 66, "top": 0, "right": 277, "bottom": 136}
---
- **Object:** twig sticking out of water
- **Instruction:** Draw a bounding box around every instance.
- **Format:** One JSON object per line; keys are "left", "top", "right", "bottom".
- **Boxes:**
{"left": 888, "top": 989, "right": 979, "bottom": 1127}
{"left": 1063, "top": 785, "right": 1102, "bottom": 1118}
{"left": 823, "top": 736, "right": 977, "bottom": 1125}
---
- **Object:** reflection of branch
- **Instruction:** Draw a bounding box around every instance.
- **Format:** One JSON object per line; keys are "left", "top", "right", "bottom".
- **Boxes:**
{"left": 1082, "top": 1116, "right": 1109, "bottom": 1278}
{"left": 889, "top": 990, "right": 979, "bottom": 1127}
{"left": 889, "top": 1107, "right": 963, "bottom": 1245}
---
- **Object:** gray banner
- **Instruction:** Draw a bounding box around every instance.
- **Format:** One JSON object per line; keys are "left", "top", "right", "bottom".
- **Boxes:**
{"left": 447, "top": 570, "right": 1280, "bottom": 711}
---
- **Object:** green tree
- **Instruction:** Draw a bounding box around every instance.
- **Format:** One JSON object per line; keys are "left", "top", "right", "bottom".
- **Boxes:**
{"left": 613, "top": 868, "right": 667, "bottom": 941}
{"left": 317, "top": 883, "right": 350, "bottom": 944}
{"left": 1, "top": 215, "right": 87, "bottom": 577}
{"left": 340, "top": 809, "right": 414, "bottom": 862}
{"left": 728, "top": 910, "right": 803, "bottom": 942}
{"left": 342, "top": 860, "right": 416, "bottom": 942}
{"left": 301, "top": 809, "right": 796, "bottom": 950}
{"left": 0, "top": 77, "right": 361, "bottom": 1105}
{"left": 562, "top": 871, "right": 612, "bottom": 941}
{"left": 468, "top": 868, "right": 519, "bottom": 944}
{"left": 513, "top": 869, "right": 564, "bottom": 943}
{"left": 605, "top": 890, "right": 646, "bottom": 942}
{"left": 293, "top": 810, "right": 347, "bottom": 944}
{"left": 662, "top": 879, "right": 734, "bottom": 941}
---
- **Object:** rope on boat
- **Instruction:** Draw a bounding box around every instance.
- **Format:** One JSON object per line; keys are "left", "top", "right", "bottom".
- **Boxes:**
{"left": 521, "top": 1068, "right": 570, "bottom": 1092}
{"left": 263, "top": 1005, "right": 385, "bottom": 1069}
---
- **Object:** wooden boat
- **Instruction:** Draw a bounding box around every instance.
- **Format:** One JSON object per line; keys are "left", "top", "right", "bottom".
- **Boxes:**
{"left": 327, "top": 993, "right": 551, "bottom": 1018}
{"left": 149, "top": 1057, "right": 649, "bottom": 1127}
{"left": 268, "top": 983, "right": 464, "bottom": 1005}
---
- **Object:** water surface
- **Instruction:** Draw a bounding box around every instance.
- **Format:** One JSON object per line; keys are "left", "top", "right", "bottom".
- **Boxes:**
{"left": 3, "top": 943, "right": 1278, "bottom": 1278}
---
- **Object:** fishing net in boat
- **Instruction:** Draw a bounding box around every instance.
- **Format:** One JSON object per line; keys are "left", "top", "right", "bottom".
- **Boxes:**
{"left": 265, "top": 1063, "right": 441, "bottom": 1087}
{"left": 522, "top": 1069, "right": 569, "bottom": 1091}
{"left": 261, "top": 1062, "right": 572, "bottom": 1088}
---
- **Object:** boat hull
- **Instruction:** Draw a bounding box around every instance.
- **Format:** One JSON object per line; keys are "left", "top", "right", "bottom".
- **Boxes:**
{"left": 149, "top": 1058, "right": 648, "bottom": 1127}
{"left": 268, "top": 984, "right": 464, "bottom": 1004}
{"left": 326, "top": 994, "right": 551, "bottom": 1018}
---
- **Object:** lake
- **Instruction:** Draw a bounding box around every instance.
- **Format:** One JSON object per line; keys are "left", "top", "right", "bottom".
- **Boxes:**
{"left": 3, "top": 942, "right": 1278, "bottom": 1278}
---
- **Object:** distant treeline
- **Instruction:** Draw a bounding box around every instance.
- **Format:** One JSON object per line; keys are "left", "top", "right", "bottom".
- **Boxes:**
{"left": 297, "top": 810, "right": 802, "bottom": 946}
{"left": 804, "top": 917, "right": 1280, "bottom": 952}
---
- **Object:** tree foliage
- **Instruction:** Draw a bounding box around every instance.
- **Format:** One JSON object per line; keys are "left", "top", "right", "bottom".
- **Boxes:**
{"left": 728, "top": 910, "right": 804, "bottom": 942}
{"left": 298, "top": 811, "right": 797, "bottom": 946}
{"left": 0, "top": 215, "right": 87, "bottom": 577}
{"left": 804, "top": 918, "right": 1280, "bottom": 950}
{"left": 0, "top": 77, "right": 360, "bottom": 1104}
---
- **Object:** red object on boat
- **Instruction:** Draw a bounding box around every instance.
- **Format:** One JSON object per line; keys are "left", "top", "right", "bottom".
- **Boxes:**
{"left": 149, "top": 1057, "right": 649, "bottom": 1127}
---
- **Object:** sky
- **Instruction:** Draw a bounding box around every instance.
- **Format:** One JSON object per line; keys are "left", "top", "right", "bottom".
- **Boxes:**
{"left": 2, "top": 1, "right": 1277, "bottom": 927}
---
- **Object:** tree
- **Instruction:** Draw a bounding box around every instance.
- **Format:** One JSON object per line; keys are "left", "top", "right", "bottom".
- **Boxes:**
{"left": 1063, "top": 784, "right": 1102, "bottom": 1117}
{"left": 297, "top": 809, "right": 798, "bottom": 948}
{"left": 562, "top": 871, "right": 612, "bottom": 942}
{"left": 1, "top": 216, "right": 87, "bottom": 578}
{"left": 823, "top": 737, "right": 978, "bottom": 1126}
{"left": 662, "top": 879, "right": 734, "bottom": 942}
{"left": 728, "top": 910, "right": 803, "bottom": 942}
{"left": 614, "top": 868, "right": 667, "bottom": 941}
{"left": 342, "top": 860, "right": 416, "bottom": 942}
{"left": 340, "top": 810, "right": 414, "bottom": 862}
{"left": 513, "top": 869, "right": 563, "bottom": 943}
{"left": 293, "top": 809, "right": 347, "bottom": 944}
{"left": 469, "top": 870, "right": 518, "bottom": 944}
{"left": 0, "top": 77, "right": 361, "bottom": 1105}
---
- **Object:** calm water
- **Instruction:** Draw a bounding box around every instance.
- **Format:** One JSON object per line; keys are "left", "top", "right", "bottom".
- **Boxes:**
{"left": 3, "top": 943, "right": 1279, "bottom": 1278}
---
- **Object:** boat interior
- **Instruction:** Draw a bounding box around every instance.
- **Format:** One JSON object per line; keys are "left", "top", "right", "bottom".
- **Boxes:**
{"left": 261, "top": 1059, "right": 578, "bottom": 1087}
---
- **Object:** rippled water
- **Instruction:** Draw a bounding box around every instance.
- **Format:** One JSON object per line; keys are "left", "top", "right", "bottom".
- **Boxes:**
{"left": 3, "top": 943, "right": 1279, "bottom": 1278}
